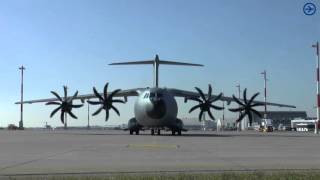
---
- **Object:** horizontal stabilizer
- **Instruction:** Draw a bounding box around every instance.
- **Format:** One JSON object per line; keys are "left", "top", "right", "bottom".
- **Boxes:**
{"left": 109, "top": 54, "right": 203, "bottom": 87}
{"left": 109, "top": 60, "right": 154, "bottom": 65}
{"left": 157, "top": 60, "right": 203, "bottom": 66}
{"left": 109, "top": 60, "right": 203, "bottom": 67}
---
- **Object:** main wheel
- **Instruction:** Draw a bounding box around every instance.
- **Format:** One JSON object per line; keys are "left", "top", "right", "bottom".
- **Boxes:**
{"left": 135, "top": 130, "right": 139, "bottom": 135}
{"left": 151, "top": 129, "right": 155, "bottom": 135}
{"left": 172, "top": 130, "right": 176, "bottom": 135}
{"left": 157, "top": 129, "right": 161, "bottom": 135}
{"left": 178, "top": 130, "right": 182, "bottom": 136}
{"left": 130, "top": 130, "right": 133, "bottom": 135}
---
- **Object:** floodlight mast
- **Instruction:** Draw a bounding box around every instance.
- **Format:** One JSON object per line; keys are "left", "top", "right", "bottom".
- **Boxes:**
{"left": 312, "top": 41, "right": 320, "bottom": 134}
{"left": 64, "top": 85, "right": 68, "bottom": 129}
{"left": 236, "top": 84, "right": 241, "bottom": 131}
{"left": 19, "top": 65, "right": 25, "bottom": 129}
{"left": 87, "top": 102, "right": 90, "bottom": 129}
{"left": 222, "top": 93, "right": 225, "bottom": 131}
{"left": 261, "top": 70, "right": 268, "bottom": 119}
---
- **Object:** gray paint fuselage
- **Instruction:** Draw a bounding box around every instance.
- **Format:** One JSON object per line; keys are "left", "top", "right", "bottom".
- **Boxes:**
{"left": 134, "top": 88, "right": 178, "bottom": 128}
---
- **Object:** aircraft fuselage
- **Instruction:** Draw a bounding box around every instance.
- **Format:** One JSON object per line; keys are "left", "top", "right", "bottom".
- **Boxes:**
{"left": 134, "top": 88, "right": 178, "bottom": 128}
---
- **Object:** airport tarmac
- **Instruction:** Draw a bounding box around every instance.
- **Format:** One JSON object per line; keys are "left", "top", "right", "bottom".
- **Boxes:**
{"left": 0, "top": 129, "right": 320, "bottom": 176}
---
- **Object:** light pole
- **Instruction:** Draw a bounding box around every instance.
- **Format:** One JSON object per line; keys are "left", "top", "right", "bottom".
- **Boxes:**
{"left": 222, "top": 93, "right": 225, "bottom": 131}
{"left": 87, "top": 101, "right": 90, "bottom": 129}
{"left": 19, "top": 65, "right": 25, "bottom": 129}
{"left": 312, "top": 41, "right": 319, "bottom": 134}
{"left": 64, "top": 85, "right": 68, "bottom": 129}
{"left": 236, "top": 84, "right": 241, "bottom": 131}
{"left": 261, "top": 70, "right": 268, "bottom": 120}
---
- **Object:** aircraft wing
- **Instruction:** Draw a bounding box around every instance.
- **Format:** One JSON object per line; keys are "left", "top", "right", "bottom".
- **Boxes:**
{"left": 15, "top": 88, "right": 145, "bottom": 104}
{"left": 168, "top": 88, "right": 296, "bottom": 108}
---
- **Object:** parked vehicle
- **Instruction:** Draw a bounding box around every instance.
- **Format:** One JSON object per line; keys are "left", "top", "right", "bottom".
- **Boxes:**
{"left": 8, "top": 124, "right": 18, "bottom": 130}
{"left": 261, "top": 119, "right": 273, "bottom": 132}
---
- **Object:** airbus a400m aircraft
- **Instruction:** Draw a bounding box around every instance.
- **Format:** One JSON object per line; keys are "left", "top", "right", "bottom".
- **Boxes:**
{"left": 16, "top": 55, "right": 296, "bottom": 135}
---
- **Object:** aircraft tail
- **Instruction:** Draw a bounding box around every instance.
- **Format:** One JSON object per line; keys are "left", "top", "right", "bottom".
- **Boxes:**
{"left": 109, "top": 54, "right": 203, "bottom": 87}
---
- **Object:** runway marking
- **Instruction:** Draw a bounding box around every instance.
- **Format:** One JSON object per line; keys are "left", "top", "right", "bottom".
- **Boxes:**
{"left": 1, "top": 168, "right": 320, "bottom": 177}
{"left": 0, "top": 149, "right": 77, "bottom": 173}
{"left": 126, "top": 144, "right": 179, "bottom": 149}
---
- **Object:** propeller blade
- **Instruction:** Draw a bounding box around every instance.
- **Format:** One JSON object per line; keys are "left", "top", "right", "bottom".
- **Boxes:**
{"left": 248, "top": 92, "right": 260, "bottom": 105}
{"left": 105, "top": 110, "right": 109, "bottom": 121}
{"left": 209, "top": 93, "right": 223, "bottom": 103}
{"left": 111, "top": 99, "right": 125, "bottom": 104}
{"left": 68, "top": 91, "right": 78, "bottom": 102}
{"left": 228, "top": 107, "right": 245, "bottom": 112}
{"left": 63, "top": 86, "right": 68, "bottom": 100}
{"left": 71, "top": 104, "right": 83, "bottom": 108}
{"left": 198, "top": 109, "right": 204, "bottom": 122}
{"left": 87, "top": 100, "right": 102, "bottom": 105}
{"left": 247, "top": 111, "right": 253, "bottom": 125}
{"left": 209, "top": 104, "right": 224, "bottom": 110}
{"left": 232, "top": 95, "right": 245, "bottom": 106}
{"left": 207, "top": 109, "right": 215, "bottom": 120}
{"left": 93, "top": 87, "right": 104, "bottom": 101}
{"left": 243, "top": 88, "right": 247, "bottom": 104}
{"left": 50, "top": 91, "right": 62, "bottom": 102}
{"left": 50, "top": 106, "right": 62, "bottom": 118}
{"left": 236, "top": 112, "right": 246, "bottom": 123}
{"left": 110, "top": 105, "right": 120, "bottom": 116}
{"left": 109, "top": 89, "right": 121, "bottom": 99}
{"left": 60, "top": 111, "right": 65, "bottom": 124}
{"left": 195, "top": 87, "right": 206, "bottom": 101}
{"left": 68, "top": 111, "right": 78, "bottom": 119}
{"left": 189, "top": 104, "right": 202, "bottom": 113}
{"left": 251, "top": 102, "right": 265, "bottom": 107}
{"left": 251, "top": 109, "right": 262, "bottom": 118}
{"left": 46, "top": 101, "right": 61, "bottom": 106}
{"left": 103, "top": 83, "right": 109, "bottom": 100}
{"left": 92, "top": 107, "right": 103, "bottom": 116}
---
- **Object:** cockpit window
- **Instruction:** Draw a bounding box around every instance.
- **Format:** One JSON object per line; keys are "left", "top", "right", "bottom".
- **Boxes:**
{"left": 149, "top": 93, "right": 163, "bottom": 98}
{"left": 144, "top": 93, "right": 149, "bottom": 99}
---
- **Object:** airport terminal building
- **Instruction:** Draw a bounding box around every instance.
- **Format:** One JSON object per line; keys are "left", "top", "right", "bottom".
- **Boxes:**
{"left": 252, "top": 111, "right": 307, "bottom": 128}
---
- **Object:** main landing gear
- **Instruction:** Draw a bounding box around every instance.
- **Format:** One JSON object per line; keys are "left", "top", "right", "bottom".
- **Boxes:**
{"left": 151, "top": 129, "right": 161, "bottom": 135}
{"left": 129, "top": 129, "right": 140, "bottom": 135}
{"left": 171, "top": 130, "right": 182, "bottom": 136}
{"left": 129, "top": 128, "right": 182, "bottom": 136}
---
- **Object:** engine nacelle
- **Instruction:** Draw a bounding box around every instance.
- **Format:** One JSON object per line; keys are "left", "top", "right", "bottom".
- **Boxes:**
{"left": 128, "top": 118, "right": 141, "bottom": 131}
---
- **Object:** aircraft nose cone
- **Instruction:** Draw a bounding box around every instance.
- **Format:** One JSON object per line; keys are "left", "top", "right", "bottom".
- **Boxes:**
{"left": 146, "top": 99, "right": 166, "bottom": 119}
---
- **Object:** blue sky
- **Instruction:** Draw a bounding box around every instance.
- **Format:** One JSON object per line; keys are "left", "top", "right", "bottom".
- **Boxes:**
{"left": 0, "top": 0, "right": 319, "bottom": 127}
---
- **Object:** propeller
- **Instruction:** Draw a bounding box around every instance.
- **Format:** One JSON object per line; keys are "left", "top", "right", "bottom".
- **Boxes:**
{"left": 46, "top": 86, "right": 83, "bottom": 124}
{"left": 229, "top": 88, "right": 264, "bottom": 125}
{"left": 188, "top": 84, "right": 224, "bottom": 121}
{"left": 87, "top": 83, "right": 125, "bottom": 121}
